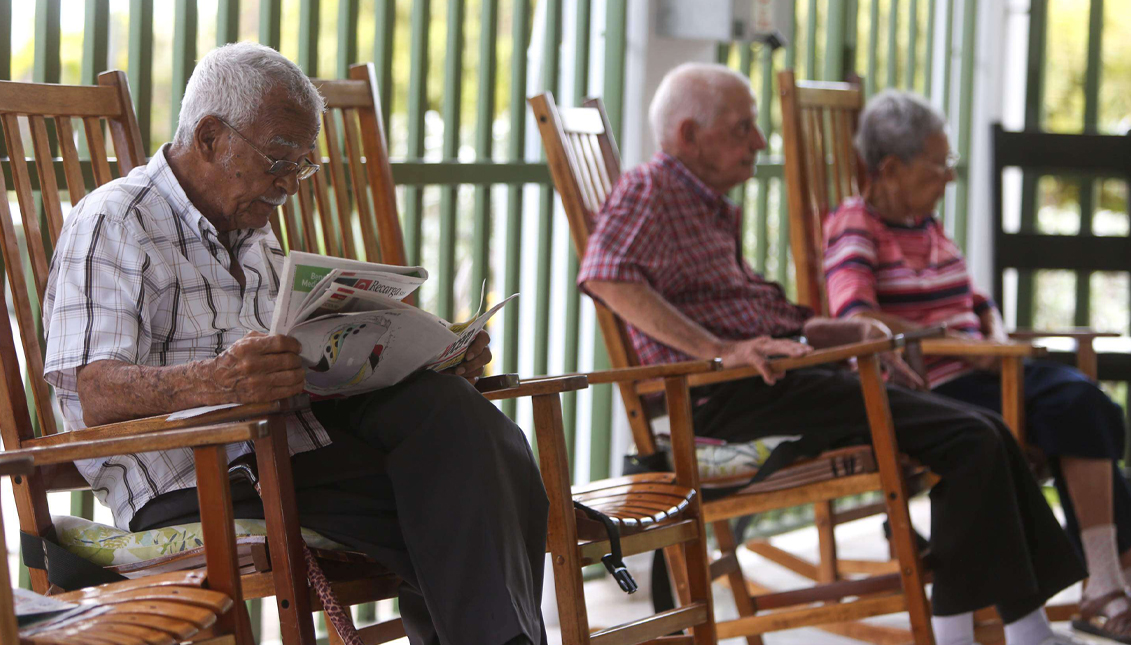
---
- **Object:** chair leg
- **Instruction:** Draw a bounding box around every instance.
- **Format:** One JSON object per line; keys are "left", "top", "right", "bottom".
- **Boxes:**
{"left": 857, "top": 356, "right": 935, "bottom": 645}
{"left": 682, "top": 516, "right": 718, "bottom": 644}
{"left": 664, "top": 544, "right": 692, "bottom": 607}
{"left": 814, "top": 501, "right": 839, "bottom": 584}
{"left": 531, "top": 394, "right": 592, "bottom": 645}
{"left": 255, "top": 418, "right": 317, "bottom": 645}
{"left": 713, "top": 520, "right": 763, "bottom": 645}
{"left": 194, "top": 445, "right": 255, "bottom": 645}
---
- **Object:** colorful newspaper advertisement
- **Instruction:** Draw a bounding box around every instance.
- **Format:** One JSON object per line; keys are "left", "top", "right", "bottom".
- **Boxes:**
{"left": 270, "top": 251, "right": 517, "bottom": 397}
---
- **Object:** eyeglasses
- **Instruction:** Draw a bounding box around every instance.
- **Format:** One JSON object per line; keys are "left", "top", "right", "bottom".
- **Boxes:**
{"left": 922, "top": 150, "right": 961, "bottom": 175}
{"left": 217, "top": 117, "right": 320, "bottom": 181}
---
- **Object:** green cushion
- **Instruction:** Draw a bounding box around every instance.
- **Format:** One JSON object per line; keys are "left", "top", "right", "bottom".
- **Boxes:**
{"left": 52, "top": 515, "right": 346, "bottom": 567}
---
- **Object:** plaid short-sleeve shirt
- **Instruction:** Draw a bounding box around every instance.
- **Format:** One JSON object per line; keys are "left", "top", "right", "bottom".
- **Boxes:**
{"left": 43, "top": 145, "right": 330, "bottom": 530}
{"left": 577, "top": 153, "right": 812, "bottom": 365}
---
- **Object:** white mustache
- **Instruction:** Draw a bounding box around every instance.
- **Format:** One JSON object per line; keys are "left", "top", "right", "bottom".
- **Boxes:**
{"left": 259, "top": 194, "right": 288, "bottom": 206}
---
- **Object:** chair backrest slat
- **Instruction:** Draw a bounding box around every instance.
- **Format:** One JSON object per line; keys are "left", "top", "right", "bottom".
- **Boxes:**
{"left": 349, "top": 64, "right": 406, "bottom": 267}
{"left": 55, "top": 116, "right": 88, "bottom": 218}
{"left": 321, "top": 112, "right": 357, "bottom": 260}
{"left": 340, "top": 109, "right": 381, "bottom": 262}
{"left": 530, "top": 92, "right": 657, "bottom": 455}
{"left": 82, "top": 116, "right": 114, "bottom": 186}
{"left": 779, "top": 70, "right": 865, "bottom": 315}
{"left": 296, "top": 173, "right": 321, "bottom": 253}
{"left": 309, "top": 160, "right": 338, "bottom": 256}
{"left": 280, "top": 193, "right": 305, "bottom": 252}
{"left": 100, "top": 71, "right": 147, "bottom": 174}
{"left": 1, "top": 114, "right": 51, "bottom": 306}
{"left": 28, "top": 116, "right": 65, "bottom": 249}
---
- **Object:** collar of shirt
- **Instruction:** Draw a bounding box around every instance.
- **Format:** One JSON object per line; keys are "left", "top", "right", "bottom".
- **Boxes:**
{"left": 654, "top": 151, "right": 741, "bottom": 233}
{"left": 146, "top": 144, "right": 267, "bottom": 261}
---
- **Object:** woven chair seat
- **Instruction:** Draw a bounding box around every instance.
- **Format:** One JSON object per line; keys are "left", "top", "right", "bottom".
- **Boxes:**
{"left": 19, "top": 571, "right": 232, "bottom": 644}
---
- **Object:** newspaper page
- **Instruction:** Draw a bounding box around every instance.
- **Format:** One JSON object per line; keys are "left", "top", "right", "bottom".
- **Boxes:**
{"left": 271, "top": 251, "right": 516, "bottom": 397}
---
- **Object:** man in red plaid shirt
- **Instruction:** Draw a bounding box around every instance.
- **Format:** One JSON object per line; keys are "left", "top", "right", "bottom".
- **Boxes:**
{"left": 577, "top": 63, "right": 1084, "bottom": 645}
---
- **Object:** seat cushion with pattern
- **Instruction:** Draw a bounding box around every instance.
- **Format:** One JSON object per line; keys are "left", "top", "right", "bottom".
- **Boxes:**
{"left": 52, "top": 515, "right": 348, "bottom": 577}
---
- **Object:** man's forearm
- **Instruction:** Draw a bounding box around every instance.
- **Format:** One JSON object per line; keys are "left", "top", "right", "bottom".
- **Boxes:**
{"left": 585, "top": 280, "right": 725, "bottom": 359}
{"left": 77, "top": 359, "right": 221, "bottom": 427}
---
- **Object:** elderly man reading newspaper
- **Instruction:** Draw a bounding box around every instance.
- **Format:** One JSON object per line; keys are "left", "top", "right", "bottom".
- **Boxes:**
{"left": 578, "top": 62, "right": 1087, "bottom": 645}
{"left": 42, "top": 42, "right": 546, "bottom": 645}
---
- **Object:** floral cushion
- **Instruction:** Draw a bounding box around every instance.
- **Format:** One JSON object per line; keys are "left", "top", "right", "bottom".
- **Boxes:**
{"left": 53, "top": 515, "right": 346, "bottom": 567}
{"left": 653, "top": 433, "right": 800, "bottom": 479}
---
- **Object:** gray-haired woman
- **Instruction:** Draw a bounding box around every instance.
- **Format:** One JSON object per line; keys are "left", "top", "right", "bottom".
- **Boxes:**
{"left": 824, "top": 89, "right": 1131, "bottom": 644}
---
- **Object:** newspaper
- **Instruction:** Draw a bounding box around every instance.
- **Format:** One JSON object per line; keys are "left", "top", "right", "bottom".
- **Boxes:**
{"left": 269, "top": 250, "right": 517, "bottom": 397}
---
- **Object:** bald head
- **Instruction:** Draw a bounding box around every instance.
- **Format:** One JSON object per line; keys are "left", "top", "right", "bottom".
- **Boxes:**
{"left": 649, "top": 63, "right": 755, "bottom": 151}
{"left": 647, "top": 63, "right": 766, "bottom": 194}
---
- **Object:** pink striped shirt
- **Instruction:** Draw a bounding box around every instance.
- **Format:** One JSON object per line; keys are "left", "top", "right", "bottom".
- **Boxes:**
{"left": 823, "top": 197, "right": 994, "bottom": 387}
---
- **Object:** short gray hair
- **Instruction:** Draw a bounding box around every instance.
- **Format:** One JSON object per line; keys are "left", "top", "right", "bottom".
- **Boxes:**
{"left": 173, "top": 42, "right": 325, "bottom": 147}
{"left": 649, "top": 63, "right": 753, "bottom": 150}
{"left": 855, "top": 89, "right": 947, "bottom": 175}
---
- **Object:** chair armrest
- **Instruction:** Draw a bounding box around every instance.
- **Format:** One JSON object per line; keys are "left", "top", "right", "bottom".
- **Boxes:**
{"left": 22, "top": 400, "right": 286, "bottom": 448}
{"left": 920, "top": 338, "right": 1048, "bottom": 358}
{"left": 11, "top": 421, "right": 270, "bottom": 467}
{"left": 515, "top": 359, "right": 722, "bottom": 387}
{"left": 1009, "top": 328, "right": 1120, "bottom": 341}
{"left": 481, "top": 375, "right": 590, "bottom": 401}
{"left": 0, "top": 454, "right": 34, "bottom": 477}
{"left": 635, "top": 335, "right": 931, "bottom": 395}
{"left": 475, "top": 374, "right": 521, "bottom": 393}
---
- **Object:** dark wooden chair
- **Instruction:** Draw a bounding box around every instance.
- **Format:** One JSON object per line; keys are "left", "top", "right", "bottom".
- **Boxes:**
{"left": 1, "top": 439, "right": 250, "bottom": 644}
{"left": 778, "top": 69, "right": 1088, "bottom": 637}
{"left": 286, "top": 64, "right": 718, "bottom": 645}
{"left": 0, "top": 70, "right": 588, "bottom": 645}
{"left": 532, "top": 90, "right": 941, "bottom": 644}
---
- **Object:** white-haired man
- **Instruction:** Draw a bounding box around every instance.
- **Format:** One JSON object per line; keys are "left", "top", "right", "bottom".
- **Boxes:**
{"left": 578, "top": 62, "right": 1086, "bottom": 645}
{"left": 42, "top": 42, "right": 546, "bottom": 645}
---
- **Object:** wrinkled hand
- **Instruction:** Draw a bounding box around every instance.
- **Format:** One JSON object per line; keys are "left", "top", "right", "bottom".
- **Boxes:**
{"left": 209, "top": 332, "right": 306, "bottom": 403}
{"left": 445, "top": 330, "right": 493, "bottom": 383}
{"left": 859, "top": 319, "right": 926, "bottom": 390}
{"left": 719, "top": 336, "right": 813, "bottom": 385}
{"left": 945, "top": 328, "right": 1001, "bottom": 373}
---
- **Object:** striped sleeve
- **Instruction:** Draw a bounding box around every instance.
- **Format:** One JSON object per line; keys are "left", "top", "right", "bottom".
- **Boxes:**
{"left": 43, "top": 212, "right": 152, "bottom": 393}
{"left": 823, "top": 203, "right": 880, "bottom": 318}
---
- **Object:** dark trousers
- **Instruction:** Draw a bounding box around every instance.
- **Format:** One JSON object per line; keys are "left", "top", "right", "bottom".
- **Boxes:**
{"left": 691, "top": 365, "right": 1086, "bottom": 620}
{"left": 935, "top": 360, "right": 1131, "bottom": 558}
{"left": 132, "top": 371, "right": 549, "bottom": 645}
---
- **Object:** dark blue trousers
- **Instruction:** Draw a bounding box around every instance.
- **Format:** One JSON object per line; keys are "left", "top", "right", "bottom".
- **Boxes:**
{"left": 935, "top": 360, "right": 1131, "bottom": 558}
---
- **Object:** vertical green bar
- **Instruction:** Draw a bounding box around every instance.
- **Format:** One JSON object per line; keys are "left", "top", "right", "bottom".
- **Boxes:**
{"left": 404, "top": 0, "right": 431, "bottom": 268}
{"left": 866, "top": 0, "right": 879, "bottom": 95}
{"left": 716, "top": 42, "right": 731, "bottom": 65}
{"left": 924, "top": 0, "right": 936, "bottom": 97}
{"left": 952, "top": 0, "right": 977, "bottom": 251}
{"left": 756, "top": 44, "right": 773, "bottom": 274}
{"left": 824, "top": 0, "right": 847, "bottom": 82}
{"left": 588, "top": 0, "right": 627, "bottom": 479}
{"left": 805, "top": 0, "right": 819, "bottom": 79}
{"left": 502, "top": 0, "right": 530, "bottom": 419}
{"left": 471, "top": 0, "right": 498, "bottom": 308}
{"left": 34, "top": 0, "right": 61, "bottom": 83}
{"left": 80, "top": 0, "right": 109, "bottom": 160}
{"left": 0, "top": 0, "right": 9, "bottom": 81}
{"left": 171, "top": 0, "right": 197, "bottom": 138}
{"left": 216, "top": 0, "right": 239, "bottom": 46}
{"left": 298, "top": 0, "right": 319, "bottom": 75}
{"left": 82, "top": 1, "right": 109, "bottom": 84}
{"left": 437, "top": 0, "right": 466, "bottom": 322}
{"left": 259, "top": 0, "right": 281, "bottom": 48}
{"left": 1016, "top": 0, "right": 1047, "bottom": 328}
{"left": 373, "top": 0, "right": 396, "bottom": 135}
{"left": 129, "top": 0, "right": 154, "bottom": 153}
{"left": 779, "top": 0, "right": 798, "bottom": 287}
{"left": 906, "top": 0, "right": 918, "bottom": 90}
{"left": 337, "top": 0, "right": 359, "bottom": 78}
{"left": 728, "top": 44, "right": 753, "bottom": 208}
{"left": 534, "top": 0, "right": 562, "bottom": 377}
{"left": 936, "top": 0, "right": 954, "bottom": 221}
{"left": 1077, "top": 0, "right": 1103, "bottom": 327}
{"left": 561, "top": 0, "right": 591, "bottom": 470}
{"left": 886, "top": 0, "right": 900, "bottom": 89}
